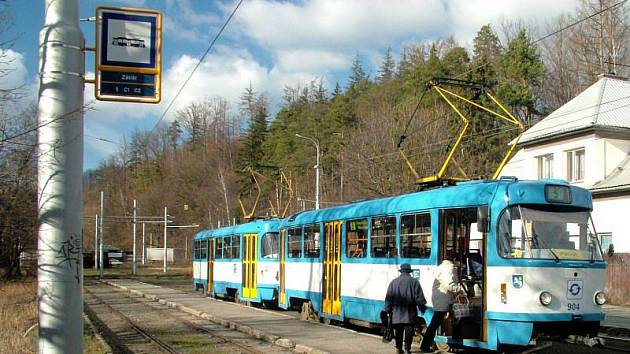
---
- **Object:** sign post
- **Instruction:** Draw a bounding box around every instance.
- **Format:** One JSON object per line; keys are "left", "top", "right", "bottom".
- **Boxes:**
{"left": 95, "top": 6, "right": 162, "bottom": 103}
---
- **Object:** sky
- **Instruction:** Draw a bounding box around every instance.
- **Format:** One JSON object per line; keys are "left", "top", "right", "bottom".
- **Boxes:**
{"left": 4, "top": 0, "right": 579, "bottom": 170}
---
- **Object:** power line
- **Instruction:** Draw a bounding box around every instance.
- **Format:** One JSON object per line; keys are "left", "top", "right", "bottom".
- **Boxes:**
{"left": 452, "top": 0, "right": 628, "bottom": 81}
{"left": 149, "top": 0, "right": 245, "bottom": 134}
{"left": 534, "top": 0, "right": 628, "bottom": 44}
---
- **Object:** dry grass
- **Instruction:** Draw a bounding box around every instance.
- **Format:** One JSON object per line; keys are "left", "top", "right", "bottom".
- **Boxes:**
{"left": 0, "top": 280, "right": 38, "bottom": 353}
{"left": 0, "top": 279, "right": 108, "bottom": 353}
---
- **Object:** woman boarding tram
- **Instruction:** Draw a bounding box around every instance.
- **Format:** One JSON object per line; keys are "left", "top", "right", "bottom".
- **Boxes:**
{"left": 277, "top": 177, "right": 606, "bottom": 352}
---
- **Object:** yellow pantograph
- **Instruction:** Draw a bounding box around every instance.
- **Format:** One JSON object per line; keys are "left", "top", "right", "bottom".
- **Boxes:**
{"left": 398, "top": 78, "right": 525, "bottom": 184}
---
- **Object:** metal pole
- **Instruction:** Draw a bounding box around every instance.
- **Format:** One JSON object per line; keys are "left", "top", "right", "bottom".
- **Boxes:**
{"left": 295, "top": 133, "right": 320, "bottom": 210}
{"left": 315, "top": 141, "right": 320, "bottom": 210}
{"left": 37, "top": 0, "right": 84, "bottom": 352}
{"left": 94, "top": 214, "right": 98, "bottom": 269}
{"left": 132, "top": 199, "right": 137, "bottom": 276}
{"left": 99, "top": 191, "right": 104, "bottom": 279}
{"left": 164, "top": 206, "right": 168, "bottom": 273}
{"left": 142, "top": 223, "right": 146, "bottom": 265}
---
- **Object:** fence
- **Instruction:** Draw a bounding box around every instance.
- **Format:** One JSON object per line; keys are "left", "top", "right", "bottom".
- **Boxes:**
{"left": 606, "top": 253, "right": 630, "bottom": 305}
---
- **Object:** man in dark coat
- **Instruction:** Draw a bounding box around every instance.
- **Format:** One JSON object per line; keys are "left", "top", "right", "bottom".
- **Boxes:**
{"left": 384, "top": 263, "right": 427, "bottom": 354}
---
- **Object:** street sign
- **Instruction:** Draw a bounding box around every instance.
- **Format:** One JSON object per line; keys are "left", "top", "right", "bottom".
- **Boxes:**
{"left": 95, "top": 6, "right": 162, "bottom": 103}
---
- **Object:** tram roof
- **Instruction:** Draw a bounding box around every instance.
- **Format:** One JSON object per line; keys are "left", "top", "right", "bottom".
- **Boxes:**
{"left": 281, "top": 178, "right": 592, "bottom": 226}
{"left": 194, "top": 218, "right": 282, "bottom": 240}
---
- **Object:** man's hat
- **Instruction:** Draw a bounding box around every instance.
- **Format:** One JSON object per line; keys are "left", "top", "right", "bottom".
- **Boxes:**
{"left": 399, "top": 263, "right": 412, "bottom": 273}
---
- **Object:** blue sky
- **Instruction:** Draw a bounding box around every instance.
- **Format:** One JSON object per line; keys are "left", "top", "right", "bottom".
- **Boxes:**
{"left": 4, "top": 0, "right": 578, "bottom": 170}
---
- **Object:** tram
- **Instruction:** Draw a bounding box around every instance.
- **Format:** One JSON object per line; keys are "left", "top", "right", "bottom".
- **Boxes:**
{"left": 277, "top": 177, "right": 606, "bottom": 351}
{"left": 192, "top": 218, "right": 282, "bottom": 305}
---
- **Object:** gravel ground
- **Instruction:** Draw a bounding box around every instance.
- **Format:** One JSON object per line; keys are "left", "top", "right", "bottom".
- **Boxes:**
{"left": 84, "top": 281, "right": 292, "bottom": 354}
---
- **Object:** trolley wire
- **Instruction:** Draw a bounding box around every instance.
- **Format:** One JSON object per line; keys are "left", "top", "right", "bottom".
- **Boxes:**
{"left": 149, "top": 0, "right": 245, "bottom": 134}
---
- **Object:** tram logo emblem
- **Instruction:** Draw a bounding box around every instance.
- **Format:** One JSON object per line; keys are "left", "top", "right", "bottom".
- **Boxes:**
{"left": 512, "top": 274, "right": 524, "bottom": 289}
{"left": 567, "top": 279, "right": 583, "bottom": 300}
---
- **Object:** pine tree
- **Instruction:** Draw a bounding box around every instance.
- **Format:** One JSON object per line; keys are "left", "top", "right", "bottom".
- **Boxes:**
{"left": 471, "top": 24, "right": 503, "bottom": 88}
{"left": 497, "top": 29, "right": 545, "bottom": 125}
{"left": 377, "top": 47, "right": 396, "bottom": 83}
{"left": 167, "top": 120, "right": 182, "bottom": 151}
{"left": 348, "top": 53, "right": 368, "bottom": 92}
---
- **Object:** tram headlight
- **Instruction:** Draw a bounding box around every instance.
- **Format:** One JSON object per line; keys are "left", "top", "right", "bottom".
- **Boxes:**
{"left": 539, "top": 291, "right": 553, "bottom": 306}
{"left": 594, "top": 291, "right": 606, "bottom": 305}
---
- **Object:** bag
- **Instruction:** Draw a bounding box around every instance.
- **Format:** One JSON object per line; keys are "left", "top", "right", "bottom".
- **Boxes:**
{"left": 380, "top": 310, "right": 393, "bottom": 343}
{"left": 451, "top": 293, "right": 471, "bottom": 322}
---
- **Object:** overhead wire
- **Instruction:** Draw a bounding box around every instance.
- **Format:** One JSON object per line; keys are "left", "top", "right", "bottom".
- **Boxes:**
{"left": 149, "top": 0, "right": 245, "bottom": 134}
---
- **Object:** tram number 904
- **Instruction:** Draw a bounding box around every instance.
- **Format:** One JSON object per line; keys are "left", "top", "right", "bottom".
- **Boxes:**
{"left": 567, "top": 303, "right": 580, "bottom": 311}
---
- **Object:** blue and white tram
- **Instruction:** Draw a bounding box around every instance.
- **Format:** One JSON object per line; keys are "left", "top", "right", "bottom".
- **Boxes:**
{"left": 277, "top": 178, "right": 606, "bottom": 351}
{"left": 192, "top": 219, "right": 282, "bottom": 304}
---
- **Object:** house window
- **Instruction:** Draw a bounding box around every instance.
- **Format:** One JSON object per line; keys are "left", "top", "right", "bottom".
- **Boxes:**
{"left": 567, "top": 148, "right": 585, "bottom": 182}
{"left": 537, "top": 154, "right": 554, "bottom": 179}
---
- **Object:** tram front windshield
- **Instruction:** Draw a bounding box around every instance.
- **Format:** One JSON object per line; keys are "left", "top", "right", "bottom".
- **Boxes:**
{"left": 498, "top": 206, "right": 603, "bottom": 261}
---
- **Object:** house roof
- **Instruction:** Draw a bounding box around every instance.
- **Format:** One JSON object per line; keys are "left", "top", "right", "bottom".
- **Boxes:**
{"left": 591, "top": 154, "right": 630, "bottom": 194}
{"left": 520, "top": 75, "right": 630, "bottom": 145}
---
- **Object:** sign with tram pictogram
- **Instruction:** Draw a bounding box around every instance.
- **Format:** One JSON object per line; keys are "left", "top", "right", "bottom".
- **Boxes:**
{"left": 95, "top": 6, "right": 162, "bottom": 103}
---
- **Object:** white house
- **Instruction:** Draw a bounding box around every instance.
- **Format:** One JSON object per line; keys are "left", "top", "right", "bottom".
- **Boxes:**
{"left": 500, "top": 74, "right": 630, "bottom": 253}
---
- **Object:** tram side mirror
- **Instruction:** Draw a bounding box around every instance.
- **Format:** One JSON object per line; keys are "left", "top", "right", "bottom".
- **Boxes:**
{"left": 607, "top": 244, "right": 615, "bottom": 257}
{"left": 477, "top": 207, "right": 489, "bottom": 233}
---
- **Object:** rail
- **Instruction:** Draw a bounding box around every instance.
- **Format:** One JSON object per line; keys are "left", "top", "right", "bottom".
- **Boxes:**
{"left": 86, "top": 284, "right": 268, "bottom": 354}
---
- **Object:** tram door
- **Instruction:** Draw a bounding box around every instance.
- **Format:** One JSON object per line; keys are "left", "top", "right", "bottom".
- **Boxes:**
{"left": 207, "top": 239, "right": 214, "bottom": 294}
{"left": 242, "top": 233, "right": 258, "bottom": 299}
{"left": 322, "top": 221, "right": 342, "bottom": 316}
{"left": 440, "top": 207, "right": 487, "bottom": 341}
{"left": 280, "top": 229, "right": 287, "bottom": 306}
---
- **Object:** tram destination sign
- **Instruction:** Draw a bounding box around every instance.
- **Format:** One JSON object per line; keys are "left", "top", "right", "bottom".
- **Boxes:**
{"left": 95, "top": 6, "right": 162, "bottom": 103}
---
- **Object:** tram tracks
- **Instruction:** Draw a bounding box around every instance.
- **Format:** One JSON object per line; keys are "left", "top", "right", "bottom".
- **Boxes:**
{"left": 84, "top": 283, "right": 288, "bottom": 354}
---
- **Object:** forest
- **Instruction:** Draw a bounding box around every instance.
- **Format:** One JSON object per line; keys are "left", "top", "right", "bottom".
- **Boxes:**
{"left": 1, "top": 0, "right": 628, "bottom": 277}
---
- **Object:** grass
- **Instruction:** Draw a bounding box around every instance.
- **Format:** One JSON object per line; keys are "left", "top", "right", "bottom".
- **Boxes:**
{"left": 0, "top": 280, "right": 38, "bottom": 353}
{"left": 0, "top": 279, "right": 109, "bottom": 353}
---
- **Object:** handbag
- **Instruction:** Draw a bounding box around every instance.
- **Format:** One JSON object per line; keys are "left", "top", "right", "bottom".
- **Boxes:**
{"left": 380, "top": 310, "right": 393, "bottom": 343}
{"left": 451, "top": 293, "right": 471, "bottom": 322}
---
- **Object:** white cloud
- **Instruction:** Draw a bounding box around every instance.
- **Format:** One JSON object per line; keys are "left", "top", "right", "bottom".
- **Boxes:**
{"left": 0, "top": 49, "right": 27, "bottom": 90}
{"left": 235, "top": 0, "right": 576, "bottom": 53}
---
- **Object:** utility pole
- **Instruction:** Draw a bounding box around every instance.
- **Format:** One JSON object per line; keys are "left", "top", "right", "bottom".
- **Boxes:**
{"left": 37, "top": 0, "right": 84, "bottom": 352}
{"left": 94, "top": 214, "right": 98, "bottom": 269}
{"left": 132, "top": 199, "right": 137, "bottom": 276}
{"left": 296, "top": 133, "right": 320, "bottom": 209}
{"left": 142, "top": 223, "right": 146, "bottom": 265}
{"left": 99, "top": 191, "right": 104, "bottom": 278}
{"left": 164, "top": 206, "right": 168, "bottom": 273}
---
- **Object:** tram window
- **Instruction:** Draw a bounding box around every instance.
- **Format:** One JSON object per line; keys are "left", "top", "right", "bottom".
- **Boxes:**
{"left": 371, "top": 216, "right": 397, "bottom": 258}
{"left": 224, "top": 236, "right": 232, "bottom": 259}
{"left": 304, "top": 225, "right": 321, "bottom": 258}
{"left": 497, "top": 206, "right": 603, "bottom": 261}
{"left": 347, "top": 218, "right": 368, "bottom": 258}
{"left": 200, "top": 240, "right": 207, "bottom": 259}
{"left": 193, "top": 240, "right": 200, "bottom": 259}
{"left": 400, "top": 213, "right": 431, "bottom": 258}
{"left": 215, "top": 237, "right": 224, "bottom": 259}
{"left": 288, "top": 227, "right": 302, "bottom": 258}
{"left": 261, "top": 232, "right": 280, "bottom": 258}
{"left": 232, "top": 235, "right": 240, "bottom": 259}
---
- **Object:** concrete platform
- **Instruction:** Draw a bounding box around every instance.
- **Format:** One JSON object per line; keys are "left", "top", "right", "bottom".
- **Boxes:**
{"left": 102, "top": 279, "right": 415, "bottom": 354}
{"left": 101, "top": 279, "right": 630, "bottom": 353}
